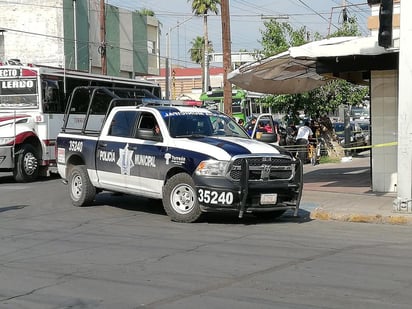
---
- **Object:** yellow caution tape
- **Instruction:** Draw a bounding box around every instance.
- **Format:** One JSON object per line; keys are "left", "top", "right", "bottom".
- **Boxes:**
{"left": 342, "top": 141, "right": 398, "bottom": 151}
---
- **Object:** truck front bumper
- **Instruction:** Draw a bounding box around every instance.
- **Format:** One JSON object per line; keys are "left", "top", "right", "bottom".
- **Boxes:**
{"left": 193, "top": 171, "right": 302, "bottom": 217}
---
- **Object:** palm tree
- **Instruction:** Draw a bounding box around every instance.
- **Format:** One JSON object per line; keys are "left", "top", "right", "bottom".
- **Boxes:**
{"left": 188, "top": 0, "right": 221, "bottom": 92}
{"left": 189, "top": 36, "right": 205, "bottom": 65}
{"left": 189, "top": 36, "right": 214, "bottom": 66}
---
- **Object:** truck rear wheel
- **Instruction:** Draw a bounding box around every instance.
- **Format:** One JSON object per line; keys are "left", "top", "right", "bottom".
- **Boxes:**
{"left": 14, "top": 144, "right": 39, "bottom": 182}
{"left": 68, "top": 165, "right": 96, "bottom": 207}
{"left": 162, "top": 173, "right": 202, "bottom": 223}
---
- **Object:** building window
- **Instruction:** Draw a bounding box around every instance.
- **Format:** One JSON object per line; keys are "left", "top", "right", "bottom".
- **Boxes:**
{"left": 147, "top": 41, "right": 156, "bottom": 54}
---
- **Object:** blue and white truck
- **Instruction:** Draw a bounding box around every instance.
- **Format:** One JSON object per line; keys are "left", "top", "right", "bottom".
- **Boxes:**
{"left": 56, "top": 87, "right": 303, "bottom": 222}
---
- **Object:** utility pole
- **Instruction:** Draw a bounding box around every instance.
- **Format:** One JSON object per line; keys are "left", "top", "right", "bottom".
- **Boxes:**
{"left": 73, "top": 0, "right": 78, "bottom": 70}
{"left": 394, "top": 0, "right": 412, "bottom": 212}
{"left": 203, "top": 13, "right": 210, "bottom": 94}
{"left": 165, "top": 31, "right": 170, "bottom": 99}
{"left": 165, "top": 16, "right": 193, "bottom": 99}
{"left": 100, "top": 0, "right": 107, "bottom": 75}
{"left": 221, "top": 0, "right": 232, "bottom": 116}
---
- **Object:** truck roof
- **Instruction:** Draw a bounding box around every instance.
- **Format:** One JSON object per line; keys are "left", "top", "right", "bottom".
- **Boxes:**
{"left": 112, "top": 104, "right": 216, "bottom": 115}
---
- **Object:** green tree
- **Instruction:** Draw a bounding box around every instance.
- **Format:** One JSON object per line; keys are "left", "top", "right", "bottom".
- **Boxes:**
{"left": 259, "top": 80, "right": 368, "bottom": 123}
{"left": 258, "top": 18, "right": 366, "bottom": 118}
{"left": 137, "top": 8, "right": 155, "bottom": 16}
{"left": 189, "top": 36, "right": 214, "bottom": 66}
{"left": 259, "top": 20, "right": 309, "bottom": 57}
{"left": 328, "top": 17, "right": 361, "bottom": 38}
{"left": 188, "top": 0, "right": 221, "bottom": 91}
{"left": 257, "top": 19, "right": 367, "bottom": 157}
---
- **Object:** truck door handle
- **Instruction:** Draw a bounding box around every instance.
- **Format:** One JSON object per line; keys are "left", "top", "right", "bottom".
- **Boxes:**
{"left": 128, "top": 145, "right": 137, "bottom": 150}
{"left": 98, "top": 143, "right": 107, "bottom": 149}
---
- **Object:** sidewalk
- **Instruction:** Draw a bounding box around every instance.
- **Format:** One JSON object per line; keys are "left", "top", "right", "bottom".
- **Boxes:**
{"left": 300, "top": 152, "right": 412, "bottom": 224}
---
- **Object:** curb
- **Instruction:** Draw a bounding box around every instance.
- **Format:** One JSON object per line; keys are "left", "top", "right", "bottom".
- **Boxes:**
{"left": 310, "top": 208, "right": 412, "bottom": 225}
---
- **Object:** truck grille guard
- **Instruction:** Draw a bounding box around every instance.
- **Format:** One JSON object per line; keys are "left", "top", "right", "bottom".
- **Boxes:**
{"left": 230, "top": 154, "right": 301, "bottom": 218}
{"left": 229, "top": 154, "right": 296, "bottom": 182}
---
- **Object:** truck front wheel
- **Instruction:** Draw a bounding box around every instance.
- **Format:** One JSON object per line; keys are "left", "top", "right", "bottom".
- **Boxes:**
{"left": 68, "top": 165, "right": 96, "bottom": 207}
{"left": 162, "top": 173, "right": 202, "bottom": 223}
{"left": 14, "top": 144, "right": 39, "bottom": 182}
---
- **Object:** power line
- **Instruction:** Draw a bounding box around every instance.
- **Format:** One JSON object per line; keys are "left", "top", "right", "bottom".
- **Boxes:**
{"left": 295, "top": 0, "right": 340, "bottom": 31}
{"left": 1, "top": 26, "right": 199, "bottom": 66}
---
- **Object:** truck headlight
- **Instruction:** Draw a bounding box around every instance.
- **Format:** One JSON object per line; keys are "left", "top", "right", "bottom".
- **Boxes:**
{"left": 195, "top": 160, "right": 230, "bottom": 176}
{"left": 0, "top": 137, "right": 15, "bottom": 146}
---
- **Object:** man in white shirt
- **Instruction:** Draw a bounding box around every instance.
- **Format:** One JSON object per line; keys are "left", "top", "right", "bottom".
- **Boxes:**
{"left": 296, "top": 121, "right": 313, "bottom": 140}
{"left": 296, "top": 121, "right": 313, "bottom": 162}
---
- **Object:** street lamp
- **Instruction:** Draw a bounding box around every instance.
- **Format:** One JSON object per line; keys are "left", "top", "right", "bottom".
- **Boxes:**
{"left": 165, "top": 15, "right": 194, "bottom": 99}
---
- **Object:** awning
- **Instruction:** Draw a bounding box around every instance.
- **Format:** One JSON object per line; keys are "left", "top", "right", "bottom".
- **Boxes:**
{"left": 228, "top": 36, "right": 397, "bottom": 95}
{"left": 289, "top": 36, "right": 393, "bottom": 58}
{"left": 228, "top": 51, "right": 327, "bottom": 95}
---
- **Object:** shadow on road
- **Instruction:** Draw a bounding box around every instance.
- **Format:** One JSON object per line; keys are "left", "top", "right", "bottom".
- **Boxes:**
{"left": 0, "top": 205, "right": 27, "bottom": 213}
{"left": 93, "top": 192, "right": 311, "bottom": 225}
{"left": 0, "top": 173, "right": 61, "bottom": 184}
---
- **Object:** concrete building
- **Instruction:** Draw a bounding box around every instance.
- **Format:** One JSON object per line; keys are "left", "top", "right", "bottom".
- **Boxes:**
{"left": 0, "top": 0, "right": 160, "bottom": 77}
{"left": 366, "top": 0, "right": 400, "bottom": 195}
{"left": 147, "top": 67, "right": 224, "bottom": 100}
{"left": 148, "top": 52, "right": 259, "bottom": 100}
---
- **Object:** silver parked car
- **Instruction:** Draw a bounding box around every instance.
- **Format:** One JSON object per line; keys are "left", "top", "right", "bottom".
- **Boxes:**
{"left": 333, "top": 121, "right": 367, "bottom": 152}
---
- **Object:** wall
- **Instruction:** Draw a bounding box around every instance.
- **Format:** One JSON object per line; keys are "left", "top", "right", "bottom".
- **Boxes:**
{"left": 63, "top": 0, "right": 89, "bottom": 71}
{"left": 0, "top": 0, "right": 64, "bottom": 66}
{"left": 132, "top": 13, "right": 148, "bottom": 76}
{"left": 118, "top": 8, "right": 134, "bottom": 76}
{"left": 146, "top": 15, "right": 160, "bottom": 76}
{"left": 0, "top": 33, "right": 4, "bottom": 60}
{"left": 395, "top": 0, "right": 412, "bottom": 211}
{"left": 371, "top": 70, "right": 398, "bottom": 192}
{"left": 105, "top": 5, "right": 121, "bottom": 76}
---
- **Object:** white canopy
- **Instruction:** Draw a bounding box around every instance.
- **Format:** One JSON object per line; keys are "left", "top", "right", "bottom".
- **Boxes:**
{"left": 289, "top": 36, "right": 392, "bottom": 58}
{"left": 228, "top": 36, "right": 395, "bottom": 95}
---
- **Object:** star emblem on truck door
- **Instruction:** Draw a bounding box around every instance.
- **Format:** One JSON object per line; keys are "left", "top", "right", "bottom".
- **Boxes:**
{"left": 117, "top": 143, "right": 135, "bottom": 175}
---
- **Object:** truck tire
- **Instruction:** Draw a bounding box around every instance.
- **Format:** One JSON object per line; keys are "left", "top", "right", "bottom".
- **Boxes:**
{"left": 162, "top": 173, "right": 202, "bottom": 223}
{"left": 13, "top": 144, "right": 39, "bottom": 182}
{"left": 68, "top": 165, "right": 96, "bottom": 207}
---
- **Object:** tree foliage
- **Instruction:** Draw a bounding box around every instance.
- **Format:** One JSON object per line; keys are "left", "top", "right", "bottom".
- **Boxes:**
{"left": 189, "top": 0, "right": 220, "bottom": 15}
{"left": 328, "top": 17, "right": 362, "bottom": 38}
{"left": 259, "top": 20, "right": 309, "bottom": 57}
{"left": 189, "top": 36, "right": 214, "bottom": 65}
{"left": 137, "top": 8, "right": 155, "bottom": 16}
{"left": 188, "top": 0, "right": 220, "bottom": 90}
{"left": 258, "top": 80, "right": 368, "bottom": 123}
{"left": 258, "top": 19, "right": 367, "bottom": 120}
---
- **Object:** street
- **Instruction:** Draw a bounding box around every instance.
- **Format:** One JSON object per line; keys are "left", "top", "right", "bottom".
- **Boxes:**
{"left": 1, "top": 173, "right": 412, "bottom": 308}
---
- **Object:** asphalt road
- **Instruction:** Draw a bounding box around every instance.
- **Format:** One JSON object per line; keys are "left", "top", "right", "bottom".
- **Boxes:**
{"left": 1, "top": 173, "right": 412, "bottom": 309}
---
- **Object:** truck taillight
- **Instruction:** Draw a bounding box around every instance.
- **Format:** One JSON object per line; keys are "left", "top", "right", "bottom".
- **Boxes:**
{"left": 21, "top": 69, "right": 37, "bottom": 77}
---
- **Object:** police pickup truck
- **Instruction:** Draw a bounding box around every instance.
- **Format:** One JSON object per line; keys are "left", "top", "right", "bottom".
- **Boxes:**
{"left": 56, "top": 86, "right": 303, "bottom": 223}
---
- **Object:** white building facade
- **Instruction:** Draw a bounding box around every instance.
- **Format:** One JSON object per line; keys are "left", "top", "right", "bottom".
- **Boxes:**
{"left": 0, "top": 0, "right": 160, "bottom": 77}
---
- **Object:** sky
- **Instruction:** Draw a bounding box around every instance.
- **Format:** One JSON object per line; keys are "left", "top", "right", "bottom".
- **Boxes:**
{"left": 107, "top": 0, "right": 371, "bottom": 67}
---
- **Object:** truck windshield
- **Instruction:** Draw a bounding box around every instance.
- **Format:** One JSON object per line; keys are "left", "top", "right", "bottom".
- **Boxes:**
{"left": 0, "top": 95, "right": 38, "bottom": 108}
{"left": 164, "top": 113, "right": 249, "bottom": 139}
{"left": 0, "top": 78, "right": 39, "bottom": 109}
